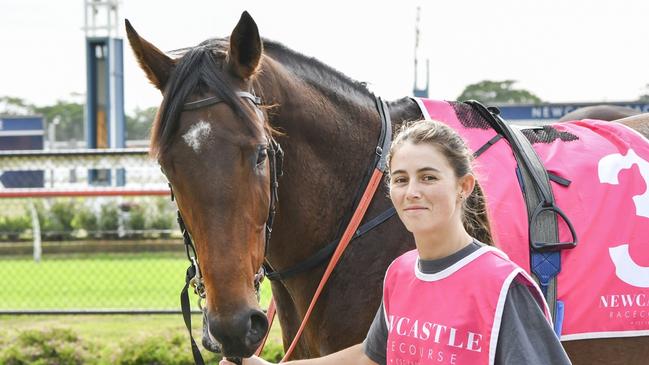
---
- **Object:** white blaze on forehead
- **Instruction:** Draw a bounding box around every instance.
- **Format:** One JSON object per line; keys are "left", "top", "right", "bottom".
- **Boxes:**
{"left": 182, "top": 120, "right": 212, "bottom": 152}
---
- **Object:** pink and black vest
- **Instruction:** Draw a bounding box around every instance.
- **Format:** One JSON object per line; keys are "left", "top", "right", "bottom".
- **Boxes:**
{"left": 383, "top": 246, "right": 550, "bottom": 365}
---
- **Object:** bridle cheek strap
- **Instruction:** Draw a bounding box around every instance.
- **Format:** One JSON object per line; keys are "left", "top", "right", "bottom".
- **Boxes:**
{"left": 173, "top": 90, "right": 280, "bottom": 365}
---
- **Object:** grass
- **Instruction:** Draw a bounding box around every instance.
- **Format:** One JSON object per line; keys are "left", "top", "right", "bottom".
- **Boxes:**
{"left": 0, "top": 251, "right": 273, "bottom": 310}
{"left": 0, "top": 252, "right": 190, "bottom": 309}
{"left": 0, "top": 252, "right": 283, "bottom": 361}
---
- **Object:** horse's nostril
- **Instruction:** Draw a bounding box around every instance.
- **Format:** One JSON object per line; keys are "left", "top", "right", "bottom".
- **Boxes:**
{"left": 247, "top": 310, "right": 269, "bottom": 344}
{"left": 208, "top": 308, "right": 268, "bottom": 356}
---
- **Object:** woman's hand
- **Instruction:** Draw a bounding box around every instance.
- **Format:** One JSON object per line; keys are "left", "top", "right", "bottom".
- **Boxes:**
{"left": 219, "top": 356, "right": 272, "bottom": 365}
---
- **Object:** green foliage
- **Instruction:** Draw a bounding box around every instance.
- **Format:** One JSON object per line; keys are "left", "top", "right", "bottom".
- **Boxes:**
{"left": 0, "top": 96, "right": 35, "bottom": 115}
{"left": 125, "top": 106, "right": 157, "bottom": 140}
{"left": 260, "top": 341, "right": 285, "bottom": 362}
{"left": 149, "top": 199, "right": 175, "bottom": 236}
{"left": 0, "top": 214, "right": 31, "bottom": 241}
{"left": 115, "top": 333, "right": 220, "bottom": 365}
{"left": 127, "top": 204, "right": 147, "bottom": 230}
{"left": 33, "top": 100, "right": 85, "bottom": 142}
{"left": 457, "top": 80, "right": 543, "bottom": 104}
{"left": 0, "top": 328, "right": 96, "bottom": 365}
{"left": 35, "top": 200, "right": 78, "bottom": 240}
{"left": 98, "top": 202, "right": 120, "bottom": 237}
{"left": 0, "top": 323, "right": 283, "bottom": 365}
{"left": 15, "top": 197, "right": 178, "bottom": 240}
{"left": 49, "top": 201, "right": 77, "bottom": 233}
{"left": 122, "top": 203, "right": 146, "bottom": 239}
{"left": 1, "top": 94, "right": 157, "bottom": 143}
{"left": 71, "top": 204, "right": 99, "bottom": 236}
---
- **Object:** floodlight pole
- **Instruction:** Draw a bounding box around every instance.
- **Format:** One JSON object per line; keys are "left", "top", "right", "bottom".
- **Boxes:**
{"left": 413, "top": 6, "right": 429, "bottom": 98}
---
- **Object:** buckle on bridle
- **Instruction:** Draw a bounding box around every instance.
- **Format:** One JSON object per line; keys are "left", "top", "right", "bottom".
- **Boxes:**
{"left": 253, "top": 266, "right": 266, "bottom": 302}
{"left": 189, "top": 257, "right": 206, "bottom": 301}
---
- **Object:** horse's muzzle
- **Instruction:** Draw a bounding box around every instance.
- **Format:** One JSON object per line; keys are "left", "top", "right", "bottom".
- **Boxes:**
{"left": 206, "top": 308, "right": 269, "bottom": 357}
{"left": 202, "top": 308, "right": 223, "bottom": 353}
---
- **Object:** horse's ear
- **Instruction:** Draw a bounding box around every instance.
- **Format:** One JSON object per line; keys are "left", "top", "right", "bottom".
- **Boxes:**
{"left": 125, "top": 19, "right": 174, "bottom": 91}
{"left": 228, "top": 11, "right": 262, "bottom": 79}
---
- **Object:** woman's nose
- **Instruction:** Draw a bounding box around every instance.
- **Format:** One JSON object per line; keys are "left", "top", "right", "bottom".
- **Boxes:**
{"left": 406, "top": 182, "right": 422, "bottom": 199}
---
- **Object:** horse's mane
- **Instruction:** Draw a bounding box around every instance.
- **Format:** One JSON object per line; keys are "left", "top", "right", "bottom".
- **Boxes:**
{"left": 262, "top": 40, "right": 375, "bottom": 102}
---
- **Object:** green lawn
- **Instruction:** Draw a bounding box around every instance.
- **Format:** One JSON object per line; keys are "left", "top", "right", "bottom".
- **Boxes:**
{"left": 0, "top": 252, "right": 283, "bottom": 362}
{"left": 0, "top": 252, "right": 272, "bottom": 310}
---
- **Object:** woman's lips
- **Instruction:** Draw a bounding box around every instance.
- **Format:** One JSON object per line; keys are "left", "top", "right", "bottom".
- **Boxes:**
{"left": 404, "top": 206, "right": 427, "bottom": 211}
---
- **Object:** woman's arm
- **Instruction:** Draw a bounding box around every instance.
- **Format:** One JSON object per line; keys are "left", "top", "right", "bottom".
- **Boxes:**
{"left": 219, "top": 343, "right": 378, "bottom": 365}
{"left": 495, "top": 280, "right": 572, "bottom": 364}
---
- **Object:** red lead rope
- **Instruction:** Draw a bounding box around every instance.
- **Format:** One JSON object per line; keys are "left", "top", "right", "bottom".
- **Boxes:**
{"left": 254, "top": 298, "right": 276, "bottom": 357}
{"left": 254, "top": 168, "right": 384, "bottom": 362}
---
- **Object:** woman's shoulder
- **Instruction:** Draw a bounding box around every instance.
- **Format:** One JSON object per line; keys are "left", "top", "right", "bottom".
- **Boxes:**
{"left": 386, "top": 249, "right": 419, "bottom": 274}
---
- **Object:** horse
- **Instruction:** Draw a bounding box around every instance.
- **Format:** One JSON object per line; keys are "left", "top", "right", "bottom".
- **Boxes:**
{"left": 558, "top": 104, "right": 641, "bottom": 122}
{"left": 126, "top": 12, "right": 649, "bottom": 365}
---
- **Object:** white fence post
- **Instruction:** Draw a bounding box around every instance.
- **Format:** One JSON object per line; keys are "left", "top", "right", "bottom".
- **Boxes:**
{"left": 28, "top": 200, "right": 41, "bottom": 263}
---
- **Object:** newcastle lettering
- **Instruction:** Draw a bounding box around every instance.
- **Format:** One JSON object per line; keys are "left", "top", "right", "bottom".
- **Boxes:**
{"left": 387, "top": 315, "right": 482, "bottom": 352}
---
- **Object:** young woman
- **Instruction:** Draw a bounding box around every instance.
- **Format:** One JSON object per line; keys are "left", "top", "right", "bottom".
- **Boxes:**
{"left": 222, "top": 120, "right": 571, "bottom": 365}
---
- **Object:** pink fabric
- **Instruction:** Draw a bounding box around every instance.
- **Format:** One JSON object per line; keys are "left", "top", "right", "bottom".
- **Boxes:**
{"left": 383, "top": 247, "right": 544, "bottom": 365}
{"left": 417, "top": 98, "right": 649, "bottom": 340}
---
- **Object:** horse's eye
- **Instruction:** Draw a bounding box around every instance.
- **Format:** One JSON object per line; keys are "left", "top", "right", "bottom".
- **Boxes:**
{"left": 256, "top": 148, "right": 268, "bottom": 166}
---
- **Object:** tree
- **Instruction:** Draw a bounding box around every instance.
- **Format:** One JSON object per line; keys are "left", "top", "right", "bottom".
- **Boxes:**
{"left": 1, "top": 95, "right": 157, "bottom": 143}
{"left": 1, "top": 96, "right": 84, "bottom": 142}
{"left": 457, "top": 80, "right": 543, "bottom": 104}
{"left": 0, "top": 96, "right": 35, "bottom": 115}
{"left": 34, "top": 101, "right": 84, "bottom": 142}
{"left": 125, "top": 106, "right": 156, "bottom": 140}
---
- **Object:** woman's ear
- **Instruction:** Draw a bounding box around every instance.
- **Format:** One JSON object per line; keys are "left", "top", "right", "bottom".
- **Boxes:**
{"left": 458, "top": 173, "right": 476, "bottom": 199}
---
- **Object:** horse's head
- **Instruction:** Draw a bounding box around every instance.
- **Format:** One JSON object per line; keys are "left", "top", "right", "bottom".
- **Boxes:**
{"left": 126, "top": 12, "right": 278, "bottom": 357}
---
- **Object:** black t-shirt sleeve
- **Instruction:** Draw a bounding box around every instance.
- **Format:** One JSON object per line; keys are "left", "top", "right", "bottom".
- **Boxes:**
{"left": 495, "top": 280, "right": 572, "bottom": 365}
{"left": 363, "top": 302, "right": 388, "bottom": 365}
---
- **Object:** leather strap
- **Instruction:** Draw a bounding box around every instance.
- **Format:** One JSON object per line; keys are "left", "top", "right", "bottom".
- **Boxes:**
{"left": 264, "top": 207, "right": 396, "bottom": 281}
{"left": 465, "top": 100, "right": 577, "bottom": 336}
{"left": 181, "top": 265, "right": 205, "bottom": 365}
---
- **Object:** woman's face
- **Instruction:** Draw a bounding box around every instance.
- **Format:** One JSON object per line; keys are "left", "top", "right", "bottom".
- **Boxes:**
{"left": 389, "top": 141, "right": 468, "bottom": 236}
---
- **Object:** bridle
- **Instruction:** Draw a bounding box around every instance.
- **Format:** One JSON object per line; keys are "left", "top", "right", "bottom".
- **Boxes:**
{"left": 167, "top": 90, "right": 283, "bottom": 365}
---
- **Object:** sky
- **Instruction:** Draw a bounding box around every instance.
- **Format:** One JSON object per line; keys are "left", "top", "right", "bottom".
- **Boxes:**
{"left": 2, "top": 0, "right": 649, "bottom": 113}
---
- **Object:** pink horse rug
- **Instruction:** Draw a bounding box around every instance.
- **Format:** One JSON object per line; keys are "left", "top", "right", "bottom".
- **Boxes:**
{"left": 415, "top": 98, "right": 649, "bottom": 341}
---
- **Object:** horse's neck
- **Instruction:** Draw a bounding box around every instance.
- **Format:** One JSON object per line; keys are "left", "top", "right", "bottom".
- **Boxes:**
{"left": 256, "top": 59, "right": 374, "bottom": 267}
{"left": 257, "top": 56, "right": 420, "bottom": 271}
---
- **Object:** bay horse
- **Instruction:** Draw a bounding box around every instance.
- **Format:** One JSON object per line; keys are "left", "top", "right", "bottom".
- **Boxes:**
{"left": 558, "top": 104, "right": 642, "bottom": 122}
{"left": 126, "top": 12, "right": 649, "bottom": 365}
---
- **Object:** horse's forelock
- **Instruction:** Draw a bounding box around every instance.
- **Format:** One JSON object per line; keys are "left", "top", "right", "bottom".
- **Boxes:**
{"left": 151, "top": 42, "right": 259, "bottom": 158}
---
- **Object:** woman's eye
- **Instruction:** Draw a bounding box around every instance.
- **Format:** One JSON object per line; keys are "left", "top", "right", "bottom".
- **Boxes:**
{"left": 393, "top": 177, "right": 407, "bottom": 184}
{"left": 422, "top": 175, "right": 437, "bottom": 181}
{"left": 256, "top": 148, "right": 268, "bottom": 166}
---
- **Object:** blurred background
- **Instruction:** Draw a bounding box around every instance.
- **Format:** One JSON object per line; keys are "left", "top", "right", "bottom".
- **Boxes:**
{"left": 1, "top": 0, "right": 649, "bottom": 363}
